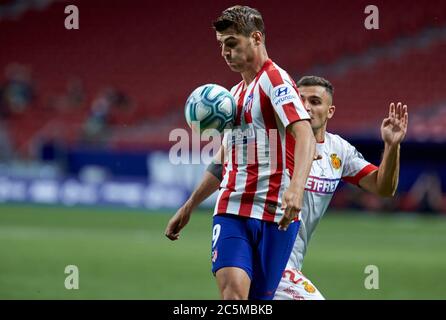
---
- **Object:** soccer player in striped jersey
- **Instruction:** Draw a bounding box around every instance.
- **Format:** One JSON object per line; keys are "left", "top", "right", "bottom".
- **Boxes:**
{"left": 166, "top": 75, "right": 408, "bottom": 300}
{"left": 165, "top": 5, "right": 316, "bottom": 300}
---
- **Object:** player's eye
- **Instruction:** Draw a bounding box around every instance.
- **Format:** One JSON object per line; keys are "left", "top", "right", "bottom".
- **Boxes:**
{"left": 226, "top": 41, "right": 237, "bottom": 48}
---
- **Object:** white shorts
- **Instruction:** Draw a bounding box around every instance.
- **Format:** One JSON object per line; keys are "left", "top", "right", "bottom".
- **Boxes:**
{"left": 274, "top": 268, "right": 325, "bottom": 300}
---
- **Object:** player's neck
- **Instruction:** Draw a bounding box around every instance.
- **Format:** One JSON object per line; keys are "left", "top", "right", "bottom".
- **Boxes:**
{"left": 241, "top": 50, "right": 269, "bottom": 85}
{"left": 314, "top": 127, "right": 326, "bottom": 143}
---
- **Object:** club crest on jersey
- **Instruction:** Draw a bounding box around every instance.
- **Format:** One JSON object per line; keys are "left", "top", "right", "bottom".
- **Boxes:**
{"left": 211, "top": 249, "right": 218, "bottom": 263}
{"left": 330, "top": 153, "right": 342, "bottom": 170}
{"left": 302, "top": 281, "right": 316, "bottom": 294}
{"left": 244, "top": 93, "right": 254, "bottom": 112}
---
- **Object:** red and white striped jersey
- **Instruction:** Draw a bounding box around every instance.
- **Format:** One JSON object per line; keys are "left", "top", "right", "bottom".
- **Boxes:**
{"left": 214, "top": 59, "right": 310, "bottom": 223}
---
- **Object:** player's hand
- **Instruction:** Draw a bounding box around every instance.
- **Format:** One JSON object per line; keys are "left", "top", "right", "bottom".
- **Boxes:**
{"left": 279, "top": 188, "right": 302, "bottom": 231}
{"left": 164, "top": 205, "right": 192, "bottom": 241}
{"left": 381, "top": 102, "right": 408, "bottom": 146}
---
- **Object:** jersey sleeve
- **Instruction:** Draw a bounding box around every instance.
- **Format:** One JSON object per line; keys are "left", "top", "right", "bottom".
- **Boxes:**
{"left": 262, "top": 70, "right": 310, "bottom": 128}
{"left": 341, "top": 141, "right": 378, "bottom": 186}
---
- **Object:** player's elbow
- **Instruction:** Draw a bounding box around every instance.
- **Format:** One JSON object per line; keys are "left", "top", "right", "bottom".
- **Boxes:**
{"left": 372, "top": 174, "right": 398, "bottom": 198}
{"left": 379, "top": 191, "right": 394, "bottom": 198}
{"left": 383, "top": 179, "right": 399, "bottom": 197}
{"left": 377, "top": 186, "right": 396, "bottom": 198}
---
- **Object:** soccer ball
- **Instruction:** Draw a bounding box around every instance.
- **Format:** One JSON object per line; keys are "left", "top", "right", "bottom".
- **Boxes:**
{"left": 185, "top": 84, "right": 236, "bottom": 134}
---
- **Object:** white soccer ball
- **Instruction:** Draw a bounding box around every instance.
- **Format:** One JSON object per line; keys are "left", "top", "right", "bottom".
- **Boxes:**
{"left": 184, "top": 84, "right": 236, "bottom": 133}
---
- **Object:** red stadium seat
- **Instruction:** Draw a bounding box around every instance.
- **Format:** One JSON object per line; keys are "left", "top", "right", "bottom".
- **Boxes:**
{"left": 1, "top": 0, "right": 446, "bottom": 149}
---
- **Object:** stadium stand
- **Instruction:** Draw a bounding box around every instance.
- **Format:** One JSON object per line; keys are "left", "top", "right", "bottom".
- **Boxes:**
{"left": 0, "top": 0, "right": 445, "bottom": 215}
{"left": 1, "top": 0, "right": 446, "bottom": 152}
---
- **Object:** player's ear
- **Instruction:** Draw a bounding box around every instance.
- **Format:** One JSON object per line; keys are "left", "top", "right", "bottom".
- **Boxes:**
{"left": 327, "top": 105, "right": 335, "bottom": 119}
{"left": 251, "top": 31, "right": 263, "bottom": 46}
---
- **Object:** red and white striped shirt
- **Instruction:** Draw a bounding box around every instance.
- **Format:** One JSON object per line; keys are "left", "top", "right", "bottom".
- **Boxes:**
{"left": 214, "top": 59, "right": 310, "bottom": 223}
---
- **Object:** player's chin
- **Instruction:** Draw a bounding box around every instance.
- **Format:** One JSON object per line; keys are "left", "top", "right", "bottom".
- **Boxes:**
{"left": 226, "top": 62, "right": 241, "bottom": 72}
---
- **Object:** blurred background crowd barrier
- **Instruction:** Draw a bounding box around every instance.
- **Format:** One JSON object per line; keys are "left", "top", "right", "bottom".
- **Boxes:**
{"left": 1, "top": 0, "right": 445, "bottom": 214}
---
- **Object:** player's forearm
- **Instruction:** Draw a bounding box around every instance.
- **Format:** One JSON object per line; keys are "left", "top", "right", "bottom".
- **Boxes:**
{"left": 376, "top": 143, "right": 400, "bottom": 197}
{"left": 185, "top": 146, "right": 224, "bottom": 211}
{"left": 184, "top": 171, "right": 221, "bottom": 211}
{"left": 289, "top": 122, "right": 316, "bottom": 194}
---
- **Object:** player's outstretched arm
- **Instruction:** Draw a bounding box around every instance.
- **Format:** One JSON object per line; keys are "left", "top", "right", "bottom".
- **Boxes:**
{"left": 279, "top": 120, "right": 316, "bottom": 230}
{"left": 164, "top": 147, "right": 223, "bottom": 241}
{"left": 359, "top": 102, "right": 408, "bottom": 197}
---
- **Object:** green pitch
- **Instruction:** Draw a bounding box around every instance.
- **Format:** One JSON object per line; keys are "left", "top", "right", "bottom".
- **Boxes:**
{"left": 0, "top": 204, "right": 445, "bottom": 299}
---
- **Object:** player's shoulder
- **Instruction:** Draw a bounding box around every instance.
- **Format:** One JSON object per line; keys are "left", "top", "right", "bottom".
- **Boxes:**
{"left": 259, "top": 60, "right": 293, "bottom": 87}
{"left": 324, "top": 132, "right": 355, "bottom": 155}
{"left": 326, "top": 132, "right": 347, "bottom": 143}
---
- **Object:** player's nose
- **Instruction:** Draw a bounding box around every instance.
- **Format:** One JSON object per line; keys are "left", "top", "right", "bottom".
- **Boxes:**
{"left": 221, "top": 47, "right": 230, "bottom": 59}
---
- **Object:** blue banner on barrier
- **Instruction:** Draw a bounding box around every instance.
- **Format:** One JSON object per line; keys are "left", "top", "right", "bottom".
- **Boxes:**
{"left": 0, "top": 176, "right": 193, "bottom": 210}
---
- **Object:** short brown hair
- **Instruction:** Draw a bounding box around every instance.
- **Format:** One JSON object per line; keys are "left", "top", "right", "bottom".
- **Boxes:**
{"left": 212, "top": 5, "right": 265, "bottom": 38}
{"left": 297, "top": 76, "right": 334, "bottom": 98}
